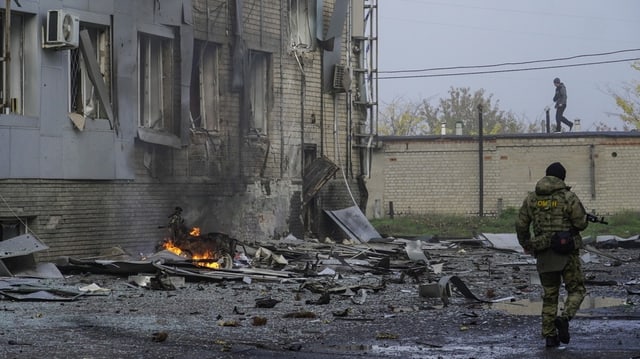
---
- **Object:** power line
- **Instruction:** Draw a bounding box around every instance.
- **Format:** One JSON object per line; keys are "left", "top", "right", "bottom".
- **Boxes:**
{"left": 380, "top": 48, "right": 640, "bottom": 74}
{"left": 379, "top": 58, "right": 640, "bottom": 80}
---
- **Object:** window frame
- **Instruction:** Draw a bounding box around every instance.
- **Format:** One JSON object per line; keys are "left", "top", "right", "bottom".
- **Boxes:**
{"left": 289, "top": 0, "right": 317, "bottom": 51}
{"left": 0, "top": 10, "right": 25, "bottom": 115}
{"left": 191, "top": 40, "right": 220, "bottom": 132}
{"left": 248, "top": 50, "right": 271, "bottom": 135}
{"left": 138, "top": 31, "right": 176, "bottom": 133}
{"left": 69, "top": 23, "right": 112, "bottom": 120}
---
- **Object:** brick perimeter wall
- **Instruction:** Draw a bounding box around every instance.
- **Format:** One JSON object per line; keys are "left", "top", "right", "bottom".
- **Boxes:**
{"left": 367, "top": 133, "right": 640, "bottom": 219}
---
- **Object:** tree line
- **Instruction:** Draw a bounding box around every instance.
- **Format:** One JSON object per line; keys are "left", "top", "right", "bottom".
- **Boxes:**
{"left": 378, "top": 62, "right": 639, "bottom": 136}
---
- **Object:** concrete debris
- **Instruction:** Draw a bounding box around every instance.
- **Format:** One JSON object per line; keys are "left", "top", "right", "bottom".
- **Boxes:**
{"left": 252, "top": 247, "right": 288, "bottom": 266}
{"left": 351, "top": 288, "right": 368, "bottom": 305}
{"left": 128, "top": 274, "right": 185, "bottom": 290}
{"left": 78, "top": 283, "right": 112, "bottom": 295}
{"left": 583, "top": 234, "right": 640, "bottom": 249}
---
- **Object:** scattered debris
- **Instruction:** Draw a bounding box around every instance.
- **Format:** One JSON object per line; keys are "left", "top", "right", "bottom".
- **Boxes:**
{"left": 151, "top": 331, "right": 168, "bottom": 342}
{"left": 283, "top": 311, "right": 317, "bottom": 319}
{"left": 306, "top": 292, "right": 331, "bottom": 305}
{"left": 252, "top": 316, "right": 268, "bottom": 326}
{"left": 376, "top": 332, "right": 399, "bottom": 340}
{"left": 0, "top": 234, "right": 62, "bottom": 278}
{"left": 78, "top": 283, "right": 111, "bottom": 295}
{"left": 255, "top": 297, "right": 281, "bottom": 308}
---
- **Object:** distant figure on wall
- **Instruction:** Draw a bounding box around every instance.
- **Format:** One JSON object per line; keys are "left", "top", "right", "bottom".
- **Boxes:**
{"left": 553, "top": 77, "right": 573, "bottom": 132}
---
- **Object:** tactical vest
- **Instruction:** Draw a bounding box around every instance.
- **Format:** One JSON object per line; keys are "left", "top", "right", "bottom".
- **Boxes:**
{"left": 530, "top": 189, "right": 572, "bottom": 235}
{"left": 526, "top": 189, "right": 574, "bottom": 251}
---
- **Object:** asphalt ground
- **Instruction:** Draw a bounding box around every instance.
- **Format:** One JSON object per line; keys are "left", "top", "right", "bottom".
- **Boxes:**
{"left": 0, "top": 246, "right": 638, "bottom": 359}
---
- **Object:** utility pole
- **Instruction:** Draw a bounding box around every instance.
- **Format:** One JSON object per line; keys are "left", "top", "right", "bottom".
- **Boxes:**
{"left": 477, "top": 103, "right": 484, "bottom": 217}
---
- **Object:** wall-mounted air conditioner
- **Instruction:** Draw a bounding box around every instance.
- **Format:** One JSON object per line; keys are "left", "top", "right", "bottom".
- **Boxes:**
{"left": 44, "top": 10, "right": 79, "bottom": 49}
{"left": 332, "top": 65, "right": 352, "bottom": 93}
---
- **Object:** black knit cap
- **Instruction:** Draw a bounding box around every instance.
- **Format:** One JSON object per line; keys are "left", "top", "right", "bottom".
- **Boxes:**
{"left": 553, "top": 77, "right": 561, "bottom": 84}
{"left": 546, "top": 162, "right": 566, "bottom": 180}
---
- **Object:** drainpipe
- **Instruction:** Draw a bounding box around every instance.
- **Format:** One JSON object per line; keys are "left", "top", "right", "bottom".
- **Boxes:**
{"left": 3, "top": 0, "right": 11, "bottom": 112}
{"left": 477, "top": 104, "right": 484, "bottom": 217}
{"left": 590, "top": 144, "right": 596, "bottom": 199}
{"left": 279, "top": 0, "right": 284, "bottom": 177}
{"left": 320, "top": 54, "right": 324, "bottom": 156}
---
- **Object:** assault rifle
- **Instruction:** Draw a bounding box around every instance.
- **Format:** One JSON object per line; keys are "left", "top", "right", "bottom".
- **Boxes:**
{"left": 586, "top": 213, "right": 608, "bottom": 225}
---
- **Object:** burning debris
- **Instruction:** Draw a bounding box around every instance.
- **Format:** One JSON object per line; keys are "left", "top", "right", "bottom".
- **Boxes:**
{"left": 158, "top": 207, "right": 236, "bottom": 270}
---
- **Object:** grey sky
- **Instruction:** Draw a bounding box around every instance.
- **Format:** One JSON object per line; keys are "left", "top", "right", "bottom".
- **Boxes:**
{"left": 378, "top": 0, "right": 640, "bottom": 131}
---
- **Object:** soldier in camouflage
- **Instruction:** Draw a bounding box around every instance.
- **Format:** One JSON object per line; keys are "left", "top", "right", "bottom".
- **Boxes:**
{"left": 515, "top": 162, "right": 589, "bottom": 348}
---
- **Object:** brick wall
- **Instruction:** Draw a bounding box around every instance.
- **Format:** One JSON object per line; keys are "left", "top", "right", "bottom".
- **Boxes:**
{"left": 367, "top": 133, "right": 640, "bottom": 219}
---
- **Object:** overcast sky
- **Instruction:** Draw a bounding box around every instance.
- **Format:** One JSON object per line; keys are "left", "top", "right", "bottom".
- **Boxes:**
{"left": 378, "top": 0, "right": 640, "bottom": 131}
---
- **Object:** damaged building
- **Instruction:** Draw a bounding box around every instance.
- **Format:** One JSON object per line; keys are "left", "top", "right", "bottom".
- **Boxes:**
{"left": 0, "top": 0, "right": 379, "bottom": 262}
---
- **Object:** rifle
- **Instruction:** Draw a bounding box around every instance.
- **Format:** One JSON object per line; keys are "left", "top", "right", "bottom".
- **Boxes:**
{"left": 586, "top": 213, "right": 608, "bottom": 225}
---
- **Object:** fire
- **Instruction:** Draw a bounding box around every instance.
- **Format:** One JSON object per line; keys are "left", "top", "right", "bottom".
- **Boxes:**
{"left": 191, "top": 252, "right": 220, "bottom": 269}
{"left": 162, "top": 238, "right": 221, "bottom": 269}
{"left": 163, "top": 240, "right": 187, "bottom": 257}
{"left": 190, "top": 227, "right": 201, "bottom": 236}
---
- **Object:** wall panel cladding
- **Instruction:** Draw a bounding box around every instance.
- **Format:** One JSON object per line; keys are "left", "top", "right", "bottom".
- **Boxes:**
{"left": 368, "top": 134, "right": 640, "bottom": 218}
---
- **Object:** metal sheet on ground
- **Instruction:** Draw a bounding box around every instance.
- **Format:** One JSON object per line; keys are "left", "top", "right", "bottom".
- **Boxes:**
{"left": 325, "top": 206, "right": 382, "bottom": 243}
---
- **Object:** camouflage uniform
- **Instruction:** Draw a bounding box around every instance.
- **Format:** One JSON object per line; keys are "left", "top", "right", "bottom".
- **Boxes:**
{"left": 515, "top": 175, "right": 588, "bottom": 339}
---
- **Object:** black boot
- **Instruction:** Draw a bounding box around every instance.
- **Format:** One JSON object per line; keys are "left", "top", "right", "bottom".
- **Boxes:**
{"left": 546, "top": 335, "right": 560, "bottom": 347}
{"left": 554, "top": 317, "right": 570, "bottom": 344}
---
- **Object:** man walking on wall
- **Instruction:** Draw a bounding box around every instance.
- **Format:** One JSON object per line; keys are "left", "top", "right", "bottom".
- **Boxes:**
{"left": 553, "top": 77, "right": 573, "bottom": 132}
{"left": 515, "top": 162, "right": 588, "bottom": 348}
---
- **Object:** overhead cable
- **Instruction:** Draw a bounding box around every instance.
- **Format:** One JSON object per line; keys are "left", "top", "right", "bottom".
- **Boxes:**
{"left": 379, "top": 57, "right": 640, "bottom": 80}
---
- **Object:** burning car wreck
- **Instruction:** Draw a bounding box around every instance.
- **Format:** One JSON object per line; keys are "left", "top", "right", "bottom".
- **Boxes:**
{"left": 158, "top": 207, "right": 237, "bottom": 270}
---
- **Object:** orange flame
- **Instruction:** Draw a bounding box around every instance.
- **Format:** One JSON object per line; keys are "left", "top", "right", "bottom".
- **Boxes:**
{"left": 162, "top": 239, "right": 220, "bottom": 269}
{"left": 192, "top": 251, "right": 220, "bottom": 269}
{"left": 190, "top": 227, "right": 201, "bottom": 236}
{"left": 163, "top": 240, "right": 187, "bottom": 257}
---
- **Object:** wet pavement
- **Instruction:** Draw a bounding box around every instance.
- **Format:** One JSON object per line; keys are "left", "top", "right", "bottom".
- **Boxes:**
{"left": 0, "top": 245, "right": 639, "bottom": 358}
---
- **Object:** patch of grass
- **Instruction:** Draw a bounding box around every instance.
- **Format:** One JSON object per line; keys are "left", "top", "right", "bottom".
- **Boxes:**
{"left": 369, "top": 208, "right": 639, "bottom": 239}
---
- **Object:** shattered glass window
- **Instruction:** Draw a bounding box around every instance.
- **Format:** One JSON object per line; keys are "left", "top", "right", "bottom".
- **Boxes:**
{"left": 70, "top": 25, "right": 111, "bottom": 119}
{"left": 0, "top": 11, "right": 24, "bottom": 115}
{"left": 190, "top": 40, "right": 220, "bottom": 131}
{"left": 289, "top": 0, "right": 317, "bottom": 51}
{"left": 249, "top": 51, "right": 271, "bottom": 135}
{"left": 139, "top": 33, "right": 175, "bottom": 132}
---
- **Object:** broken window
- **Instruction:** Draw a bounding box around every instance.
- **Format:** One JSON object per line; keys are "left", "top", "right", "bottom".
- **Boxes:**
{"left": 138, "top": 33, "right": 175, "bottom": 133}
{"left": 190, "top": 40, "right": 220, "bottom": 132}
{"left": 70, "top": 24, "right": 111, "bottom": 119}
{"left": 0, "top": 218, "right": 26, "bottom": 241}
{"left": 0, "top": 10, "right": 25, "bottom": 115}
{"left": 289, "top": 0, "right": 317, "bottom": 51}
{"left": 249, "top": 50, "right": 271, "bottom": 135}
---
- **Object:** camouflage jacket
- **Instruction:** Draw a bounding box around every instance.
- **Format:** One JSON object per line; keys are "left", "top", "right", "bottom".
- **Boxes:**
{"left": 515, "top": 176, "right": 588, "bottom": 254}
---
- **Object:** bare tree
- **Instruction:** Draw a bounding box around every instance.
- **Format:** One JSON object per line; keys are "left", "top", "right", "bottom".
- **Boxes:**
{"left": 419, "top": 87, "right": 526, "bottom": 135}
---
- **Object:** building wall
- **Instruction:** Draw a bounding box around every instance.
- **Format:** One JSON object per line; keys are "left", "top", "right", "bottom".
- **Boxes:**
{"left": 367, "top": 133, "right": 640, "bottom": 219}
{"left": 0, "top": 0, "right": 366, "bottom": 261}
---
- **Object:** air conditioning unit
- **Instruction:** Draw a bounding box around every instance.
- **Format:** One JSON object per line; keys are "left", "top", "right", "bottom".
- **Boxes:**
{"left": 332, "top": 65, "right": 352, "bottom": 93}
{"left": 44, "top": 10, "right": 79, "bottom": 49}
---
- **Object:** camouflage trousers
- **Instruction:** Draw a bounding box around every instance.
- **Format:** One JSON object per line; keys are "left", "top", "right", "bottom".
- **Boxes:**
{"left": 538, "top": 252, "right": 586, "bottom": 338}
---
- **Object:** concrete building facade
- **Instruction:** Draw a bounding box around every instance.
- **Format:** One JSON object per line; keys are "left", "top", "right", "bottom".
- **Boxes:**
{"left": 0, "top": 0, "right": 378, "bottom": 261}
